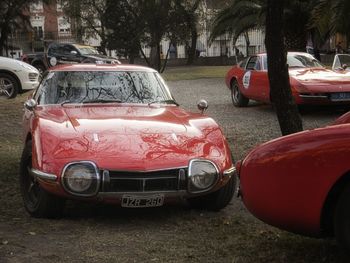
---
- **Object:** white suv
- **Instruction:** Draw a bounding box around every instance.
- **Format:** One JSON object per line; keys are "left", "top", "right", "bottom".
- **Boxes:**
{"left": 0, "top": 56, "right": 40, "bottom": 99}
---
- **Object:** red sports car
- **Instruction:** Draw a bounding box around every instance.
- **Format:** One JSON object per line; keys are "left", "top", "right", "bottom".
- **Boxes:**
{"left": 20, "top": 64, "right": 236, "bottom": 218}
{"left": 225, "top": 52, "right": 350, "bottom": 107}
{"left": 237, "top": 112, "right": 350, "bottom": 251}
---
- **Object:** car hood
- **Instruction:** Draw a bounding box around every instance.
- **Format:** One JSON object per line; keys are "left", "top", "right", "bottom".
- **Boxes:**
{"left": 290, "top": 68, "right": 350, "bottom": 92}
{"left": 34, "top": 105, "right": 228, "bottom": 171}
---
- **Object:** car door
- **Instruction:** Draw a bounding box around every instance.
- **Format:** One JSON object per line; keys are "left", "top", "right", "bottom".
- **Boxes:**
{"left": 60, "top": 44, "right": 82, "bottom": 64}
{"left": 241, "top": 55, "right": 270, "bottom": 102}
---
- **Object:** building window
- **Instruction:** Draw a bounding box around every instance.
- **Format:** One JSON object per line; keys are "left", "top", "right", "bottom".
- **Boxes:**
{"left": 30, "top": 1, "right": 43, "bottom": 13}
{"left": 30, "top": 15, "right": 45, "bottom": 39}
{"left": 58, "top": 16, "right": 71, "bottom": 36}
{"left": 33, "top": 26, "right": 44, "bottom": 39}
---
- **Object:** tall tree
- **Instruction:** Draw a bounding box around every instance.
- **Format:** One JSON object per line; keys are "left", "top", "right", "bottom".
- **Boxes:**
{"left": 174, "top": 0, "right": 202, "bottom": 65}
{"left": 105, "top": 0, "right": 194, "bottom": 72}
{"left": 210, "top": 0, "right": 264, "bottom": 54}
{"left": 0, "top": 0, "right": 50, "bottom": 56}
{"left": 63, "top": 0, "right": 109, "bottom": 54}
{"left": 210, "top": 0, "right": 316, "bottom": 52}
{"left": 104, "top": 0, "right": 146, "bottom": 63}
{"left": 265, "top": 0, "right": 303, "bottom": 135}
{"left": 310, "top": 0, "right": 350, "bottom": 44}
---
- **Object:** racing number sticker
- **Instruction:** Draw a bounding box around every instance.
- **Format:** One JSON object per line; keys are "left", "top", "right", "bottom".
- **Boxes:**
{"left": 242, "top": 71, "right": 251, "bottom": 89}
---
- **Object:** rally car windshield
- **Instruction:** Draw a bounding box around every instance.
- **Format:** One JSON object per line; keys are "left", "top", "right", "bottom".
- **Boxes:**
{"left": 262, "top": 53, "right": 324, "bottom": 69}
{"left": 35, "top": 71, "right": 174, "bottom": 105}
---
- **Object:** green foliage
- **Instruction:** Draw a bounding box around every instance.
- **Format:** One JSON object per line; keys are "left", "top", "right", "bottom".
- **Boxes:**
{"left": 310, "top": 0, "right": 350, "bottom": 42}
{"left": 210, "top": 0, "right": 265, "bottom": 44}
{"left": 104, "top": 0, "right": 201, "bottom": 71}
{"left": 210, "top": 0, "right": 318, "bottom": 51}
{"left": 0, "top": 0, "right": 52, "bottom": 55}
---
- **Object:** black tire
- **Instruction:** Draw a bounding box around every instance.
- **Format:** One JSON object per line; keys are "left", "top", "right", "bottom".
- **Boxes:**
{"left": 231, "top": 79, "right": 249, "bottom": 107}
{"left": 19, "top": 141, "right": 65, "bottom": 218}
{"left": 0, "top": 72, "right": 19, "bottom": 99}
{"left": 187, "top": 174, "right": 237, "bottom": 211}
{"left": 334, "top": 182, "right": 350, "bottom": 253}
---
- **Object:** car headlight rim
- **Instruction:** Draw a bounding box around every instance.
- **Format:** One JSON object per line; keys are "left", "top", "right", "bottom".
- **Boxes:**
{"left": 61, "top": 161, "right": 100, "bottom": 197}
{"left": 188, "top": 159, "right": 219, "bottom": 193}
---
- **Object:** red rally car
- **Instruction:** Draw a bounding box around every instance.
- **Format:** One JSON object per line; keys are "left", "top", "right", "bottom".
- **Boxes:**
{"left": 226, "top": 52, "right": 350, "bottom": 107}
{"left": 237, "top": 112, "right": 350, "bottom": 251}
{"left": 20, "top": 64, "right": 236, "bottom": 218}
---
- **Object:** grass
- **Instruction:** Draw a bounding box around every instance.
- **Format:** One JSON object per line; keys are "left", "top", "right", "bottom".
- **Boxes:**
{"left": 161, "top": 65, "right": 232, "bottom": 81}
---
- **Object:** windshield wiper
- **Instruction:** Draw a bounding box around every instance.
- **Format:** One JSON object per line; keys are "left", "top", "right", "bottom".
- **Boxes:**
{"left": 82, "top": 98, "right": 122, "bottom": 104}
{"left": 60, "top": 100, "right": 73, "bottom": 106}
{"left": 148, "top": 99, "right": 179, "bottom": 106}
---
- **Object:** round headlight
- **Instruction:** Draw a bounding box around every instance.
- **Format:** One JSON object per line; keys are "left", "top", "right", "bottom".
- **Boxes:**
{"left": 188, "top": 159, "right": 218, "bottom": 193}
{"left": 62, "top": 162, "right": 100, "bottom": 196}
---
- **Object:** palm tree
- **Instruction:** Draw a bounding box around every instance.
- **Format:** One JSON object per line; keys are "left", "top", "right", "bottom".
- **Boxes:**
{"left": 210, "top": 0, "right": 317, "bottom": 52}
{"left": 210, "top": 0, "right": 265, "bottom": 55}
{"left": 310, "top": 0, "right": 350, "bottom": 45}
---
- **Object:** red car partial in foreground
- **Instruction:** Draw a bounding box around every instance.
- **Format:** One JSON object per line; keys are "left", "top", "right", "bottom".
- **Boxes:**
{"left": 238, "top": 112, "right": 350, "bottom": 250}
{"left": 226, "top": 52, "right": 350, "bottom": 107}
{"left": 20, "top": 64, "right": 236, "bottom": 218}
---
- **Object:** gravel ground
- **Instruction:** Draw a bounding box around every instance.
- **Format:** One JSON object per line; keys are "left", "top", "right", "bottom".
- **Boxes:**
{"left": 0, "top": 78, "right": 348, "bottom": 263}
{"left": 168, "top": 78, "right": 345, "bottom": 160}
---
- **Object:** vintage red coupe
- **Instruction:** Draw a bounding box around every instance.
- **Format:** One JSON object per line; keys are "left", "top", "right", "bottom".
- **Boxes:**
{"left": 237, "top": 113, "right": 350, "bottom": 250}
{"left": 20, "top": 64, "right": 236, "bottom": 218}
{"left": 225, "top": 52, "right": 350, "bottom": 107}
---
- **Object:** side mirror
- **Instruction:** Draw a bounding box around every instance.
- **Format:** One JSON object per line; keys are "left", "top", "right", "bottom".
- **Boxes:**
{"left": 342, "top": 64, "right": 348, "bottom": 70}
{"left": 24, "top": 99, "right": 37, "bottom": 111}
{"left": 70, "top": 50, "right": 78, "bottom": 56}
{"left": 197, "top": 99, "right": 208, "bottom": 114}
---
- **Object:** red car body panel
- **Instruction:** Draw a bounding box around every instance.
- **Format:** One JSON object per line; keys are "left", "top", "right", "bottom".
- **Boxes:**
{"left": 239, "top": 124, "right": 350, "bottom": 236}
{"left": 225, "top": 52, "right": 350, "bottom": 105}
{"left": 22, "top": 64, "right": 233, "bottom": 202}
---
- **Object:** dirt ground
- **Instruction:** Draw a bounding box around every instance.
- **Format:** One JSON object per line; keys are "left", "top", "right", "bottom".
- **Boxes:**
{"left": 0, "top": 77, "right": 349, "bottom": 262}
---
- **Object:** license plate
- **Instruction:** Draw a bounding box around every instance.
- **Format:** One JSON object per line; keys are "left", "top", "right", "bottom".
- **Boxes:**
{"left": 121, "top": 194, "right": 164, "bottom": 208}
{"left": 330, "top": 92, "right": 350, "bottom": 101}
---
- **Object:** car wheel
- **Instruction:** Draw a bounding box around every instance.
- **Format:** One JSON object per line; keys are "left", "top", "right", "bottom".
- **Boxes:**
{"left": 231, "top": 79, "right": 249, "bottom": 107}
{"left": 19, "top": 141, "right": 65, "bottom": 218}
{"left": 0, "top": 73, "right": 19, "bottom": 99}
{"left": 187, "top": 174, "right": 237, "bottom": 211}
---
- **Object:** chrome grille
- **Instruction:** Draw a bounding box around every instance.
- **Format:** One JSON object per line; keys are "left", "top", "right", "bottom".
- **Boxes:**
{"left": 101, "top": 168, "right": 187, "bottom": 193}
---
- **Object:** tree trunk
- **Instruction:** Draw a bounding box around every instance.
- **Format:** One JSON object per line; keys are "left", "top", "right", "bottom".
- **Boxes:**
{"left": 265, "top": 0, "right": 303, "bottom": 136}
{"left": 149, "top": 43, "right": 161, "bottom": 72}
{"left": 187, "top": 26, "right": 198, "bottom": 65}
{"left": 244, "top": 32, "right": 250, "bottom": 56}
{"left": 0, "top": 26, "right": 9, "bottom": 56}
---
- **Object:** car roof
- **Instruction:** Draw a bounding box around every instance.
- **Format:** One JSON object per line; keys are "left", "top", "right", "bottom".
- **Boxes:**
{"left": 255, "top": 51, "right": 312, "bottom": 56}
{"left": 48, "top": 63, "right": 158, "bottom": 73}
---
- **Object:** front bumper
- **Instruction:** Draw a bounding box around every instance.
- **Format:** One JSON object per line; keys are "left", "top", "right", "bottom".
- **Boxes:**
{"left": 30, "top": 165, "right": 235, "bottom": 200}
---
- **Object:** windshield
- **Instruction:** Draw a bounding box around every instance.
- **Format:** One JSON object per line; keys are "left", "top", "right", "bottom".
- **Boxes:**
{"left": 36, "top": 71, "right": 174, "bottom": 105}
{"left": 78, "top": 46, "right": 100, "bottom": 55}
{"left": 262, "top": 53, "right": 324, "bottom": 69}
{"left": 332, "top": 54, "right": 350, "bottom": 70}
{"left": 287, "top": 54, "right": 323, "bottom": 68}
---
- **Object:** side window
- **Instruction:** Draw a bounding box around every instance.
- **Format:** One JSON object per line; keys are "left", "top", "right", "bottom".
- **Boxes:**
{"left": 56, "top": 44, "right": 66, "bottom": 55}
{"left": 254, "top": 57, "right": 261, "bottom": 70}
{"left": 238, "top": 58, "right": 249, "bottom": 69}
{"left": 48, "top": 44, "right": 58, "bottom": 56}
{"left": 64, "top": 45, "right": 78, "bottom": 55}
{"left": 33, "top": 72, "right": 50, "bottom": 103}
{"left": 246, "top": 57, "right": 257, "bottom": 70}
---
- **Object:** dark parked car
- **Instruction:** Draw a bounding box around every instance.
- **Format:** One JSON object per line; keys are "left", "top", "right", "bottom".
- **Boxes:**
{"left": 21, "top": 43, "right": 120, "bottom": 74}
